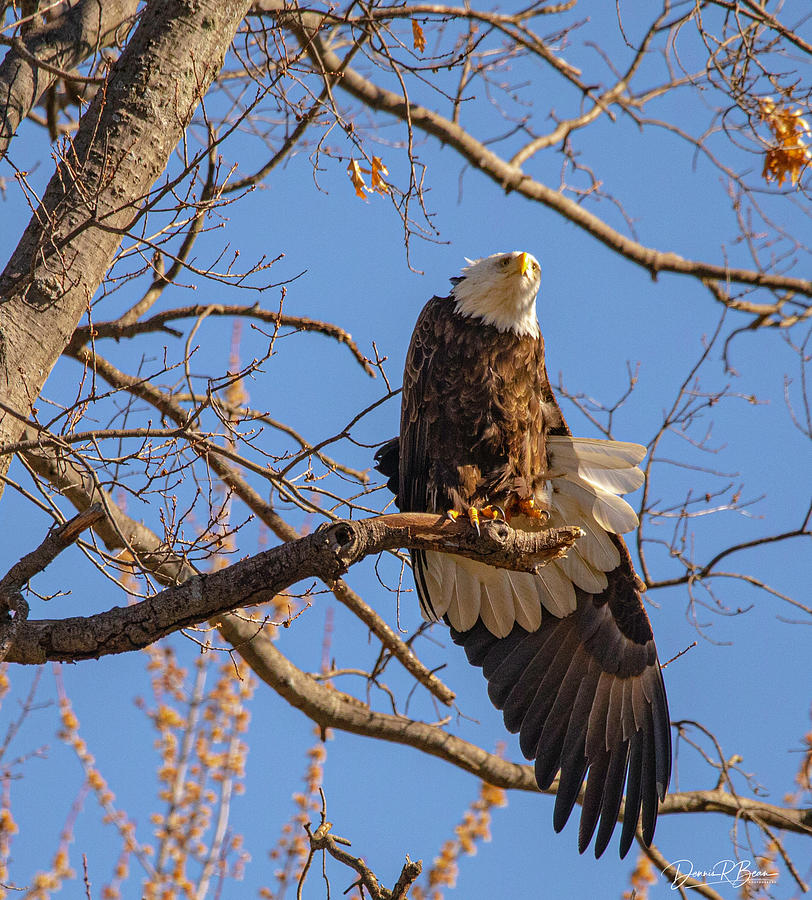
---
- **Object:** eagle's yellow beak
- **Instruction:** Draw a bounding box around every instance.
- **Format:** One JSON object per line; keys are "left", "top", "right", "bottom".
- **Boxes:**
{"left": 518, "top": 252, "right": 530, "bottom": 276}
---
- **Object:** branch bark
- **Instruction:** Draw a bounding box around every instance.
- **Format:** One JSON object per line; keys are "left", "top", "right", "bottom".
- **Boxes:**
{"left": 21, "top": 430, "right": 457, "bottom": 705}
{"left": 0, "top": 0, "right": 253, "bottom": 500}
{"left": 0, "top": 502, "right": 104, "bottom": 597}
{"left": 0, "top": 503, "right": 102, "bottom": 661}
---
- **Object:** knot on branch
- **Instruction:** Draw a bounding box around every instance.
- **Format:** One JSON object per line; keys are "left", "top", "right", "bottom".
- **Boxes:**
{"left": 330, "top": 522, "right": 355, "bottom": 548}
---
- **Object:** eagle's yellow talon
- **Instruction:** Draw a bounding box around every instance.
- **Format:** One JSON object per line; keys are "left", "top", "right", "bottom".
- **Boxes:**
{"left": 516, "top": 497, "right": 547, "bottom": 521}
{"left": 449, "top": 505, "right": 504, "bottom": 534}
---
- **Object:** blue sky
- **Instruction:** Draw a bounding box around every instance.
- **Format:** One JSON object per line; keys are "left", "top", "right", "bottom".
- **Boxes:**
{"left": 1, "top": 4, "right": 811, "bottom": 898}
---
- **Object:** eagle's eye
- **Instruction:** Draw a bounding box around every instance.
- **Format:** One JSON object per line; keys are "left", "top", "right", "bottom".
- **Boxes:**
{"left": 500, "top": 258, "right": 511, "bottom": 268}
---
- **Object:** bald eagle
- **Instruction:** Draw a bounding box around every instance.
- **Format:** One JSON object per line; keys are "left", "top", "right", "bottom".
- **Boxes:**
{"left": 375, "top": 251, "right": 671, "bottom": 858}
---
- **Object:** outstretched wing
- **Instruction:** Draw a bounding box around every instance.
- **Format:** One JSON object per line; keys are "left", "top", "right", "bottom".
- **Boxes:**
{"left": 374, "top": 439, "right": 672, "bottom": 858}
{"left": 450, "top": 538, "right": 671, "bottom": 858}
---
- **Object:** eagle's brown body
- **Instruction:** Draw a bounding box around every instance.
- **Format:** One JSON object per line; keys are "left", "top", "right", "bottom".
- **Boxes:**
{"left": 376, "top": 253, "right": 671, "bottom": 858}
{"left": 400, "top": 296, "right": 564, "bottom": 516}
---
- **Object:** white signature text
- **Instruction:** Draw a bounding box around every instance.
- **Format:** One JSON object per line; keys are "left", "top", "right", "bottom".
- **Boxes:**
{"left": 663, "top": 859, "right": 778, "bottom": 890}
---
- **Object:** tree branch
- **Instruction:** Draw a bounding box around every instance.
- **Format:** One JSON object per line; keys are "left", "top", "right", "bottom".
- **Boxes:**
{"left": 0, "top": 503, "right": 104, "bottom": 598}
{"left": 0, "top": 0, "right": 138, "bottom": 160}
{"left": 303, "top": 802, "right": 422, "bottom": 900}
{"left": 66, "top": 302, "right": 376, "bottom": 377}
{"left": 273, "top": 2, "right": 812, "bottom": 302}
{"left": 0, "top": 0, "right": 254, "bottom": 501}
{"left": 20, "top": 437, "right": 457, "bottom": 704}
{"left": 3, "top": 513, "right": 580, "bottom": 664}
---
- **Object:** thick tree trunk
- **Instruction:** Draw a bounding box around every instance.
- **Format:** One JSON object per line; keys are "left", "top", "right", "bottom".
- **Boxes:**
{"left": 0, "top": 0, "right": 139, "bottom": 161}
{"left": 0, "top": 0, "right": 252, "bottom": 498}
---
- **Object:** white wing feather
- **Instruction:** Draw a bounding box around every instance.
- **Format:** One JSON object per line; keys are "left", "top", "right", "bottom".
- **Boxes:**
{"left": 576, "top": 463, "right": 645, "bottom": 494}
{"left": 558, "top": 547, "right": 609, "bottom": 594}
{"left": 548, "top": 435, "right": 646, "bottom": 469}
{"left": 535, "top": 560, "right": 577, "bottom": 618}
{"left": 547, "top": 491, "right": 621, "bottom": 572}
{"left": 422, "top": 551, "right": 565, "bottom": 636}
{"left": 508, "top": 572, "right": 543, "bottom": 632}
{"left": 553, "top": 474, "right": 640, "bottom": 534}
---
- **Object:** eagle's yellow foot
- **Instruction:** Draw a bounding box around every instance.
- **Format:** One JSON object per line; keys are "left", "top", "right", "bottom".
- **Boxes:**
{"left": 469, "top": 505, "right": 505, "bottom": 536}
{"left": 447, "top": 505, "right": 505, "bottom": 536}
{"left": 514, "top": 497, "right": 548, "bottom": 522}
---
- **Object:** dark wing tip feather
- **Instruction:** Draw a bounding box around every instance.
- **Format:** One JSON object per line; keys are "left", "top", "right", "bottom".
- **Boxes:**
{"left": 618, "top": 728, "right": 645, "bottom": 858}
{"left": 589, "top": 739, "right": 629, "bottom": 857}
{"left": 640, "top": 718, "right": 660, "bottom": 847}
{"left": 577, "top": 748, "right": 610, "bottom": 853}
{"left": 451, "top": 573, "right": 671, "bottom": 860}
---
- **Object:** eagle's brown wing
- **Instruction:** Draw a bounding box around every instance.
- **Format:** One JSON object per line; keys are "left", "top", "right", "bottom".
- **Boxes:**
{"left": 397, "top": 297, "right": 438, "bottom": 517}
{"left": 397, "top": 295, "right": 551, "bottom": 517}
{"left": 396, "top": 297, "right": 443, "bottom": 620}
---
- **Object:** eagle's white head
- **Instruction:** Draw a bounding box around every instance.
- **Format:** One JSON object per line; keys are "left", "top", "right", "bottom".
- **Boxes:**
{"left": 450, "top": 250, "right": 541, "bottom": 338}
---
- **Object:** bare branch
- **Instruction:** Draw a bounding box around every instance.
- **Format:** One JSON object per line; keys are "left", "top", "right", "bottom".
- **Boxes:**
{"left": 275, "top": 2, "right": 812, "bottom": 302}
{"left": 4, "top": 513, "right": 580, "bottom": 664}
{"left": 0, "top": 503, "right": 104, "bottom": 598}
{"left": 67, "top": 303, "right": 376, "bottom": 377}
{"left": 0, "top": 0, "right": 254, "bottom": 500}
{"left": 20, "top": 437, "right": 457, "bottom": 705}
{"left": 0, "top": 0, "right": 138, "bottom": 160}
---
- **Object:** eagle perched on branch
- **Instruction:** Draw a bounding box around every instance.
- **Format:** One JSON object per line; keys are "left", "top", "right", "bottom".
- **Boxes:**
{"left": 375, "top": 251, "right": 671, "bottom": 858}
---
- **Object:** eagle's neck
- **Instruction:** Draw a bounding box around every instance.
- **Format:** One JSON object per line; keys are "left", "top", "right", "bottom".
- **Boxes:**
{"left": 451, "top": 279, "right": 540, "bottom": 339}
